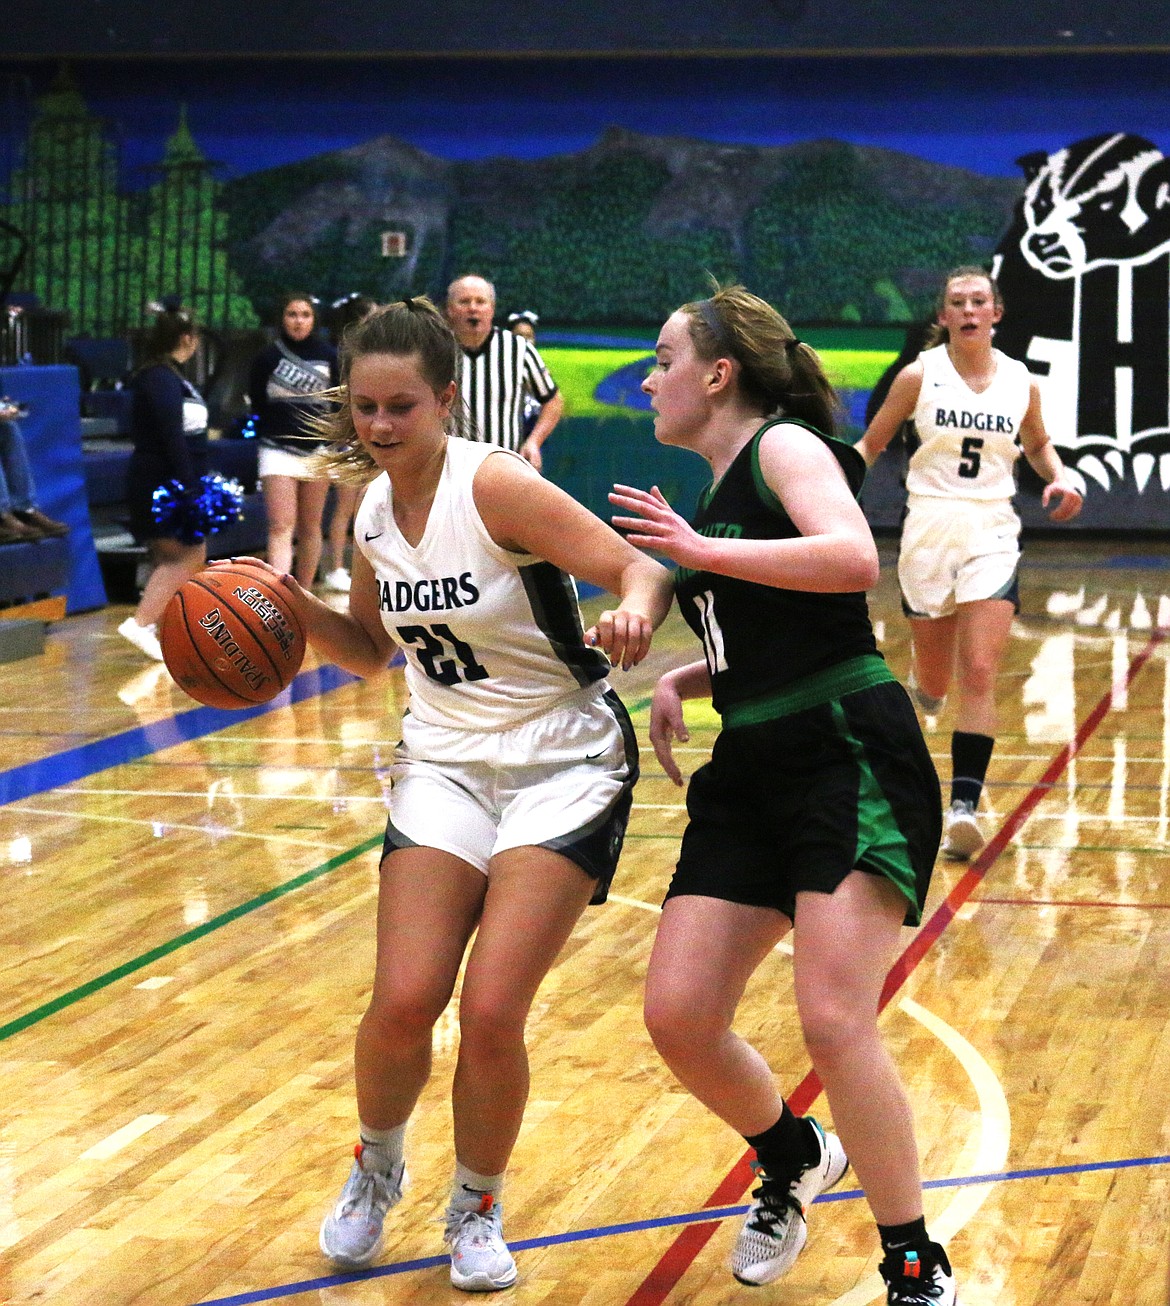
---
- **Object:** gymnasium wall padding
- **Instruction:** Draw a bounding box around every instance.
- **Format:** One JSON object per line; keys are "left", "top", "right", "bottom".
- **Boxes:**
{"left": 0, "top": 366, "right": 107, "bottom": 612}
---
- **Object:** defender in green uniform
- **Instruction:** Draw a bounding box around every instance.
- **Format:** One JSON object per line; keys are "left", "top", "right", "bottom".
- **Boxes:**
{"left": 671, "top": 415, "right": 938, "bottom": 927}
{"left": 605, "top": 285, "right": 956, "bottom": 1306}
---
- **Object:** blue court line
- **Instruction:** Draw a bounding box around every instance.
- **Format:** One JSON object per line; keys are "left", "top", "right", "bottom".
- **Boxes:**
{"left": 191, "top": 1153, "right": 1170, "bottom": 1306}
{"left": 0, "top": 663, "right": 362, "bottom": 807}
{"left": 1028, "top": 555, "right": 1170, "bottom": 571}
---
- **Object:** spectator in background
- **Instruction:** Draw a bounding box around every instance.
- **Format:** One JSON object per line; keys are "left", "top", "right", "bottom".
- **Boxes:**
{"left": 118, "top": 303, "right": 208, "bottom": 661}
{"left": 864, "top": 319, "right": 935, "bottom": 428}
{"left": 506, "top": 309, "right": 539, "bottom": 343}
{"left": 0, "top": 399, "right": 69, "bottom": 543}
{"left": 249, "top": 293, "right": 338, "bottom": 589}
{"left": 507, "top": 310, "right": 544, "bottom": 441}
{"left": 446, "top": 276, "right": 563, "bottom": 472}
{"left": 319, "top": 292, "right": 379, "bottom": 594}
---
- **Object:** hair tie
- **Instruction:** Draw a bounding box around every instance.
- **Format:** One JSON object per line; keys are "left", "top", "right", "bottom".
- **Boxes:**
{"left": 697, "top": 298, "right": 733, "bottom": 355}
{"left": 785, "top": 337, "right": 803, "bottom": 352}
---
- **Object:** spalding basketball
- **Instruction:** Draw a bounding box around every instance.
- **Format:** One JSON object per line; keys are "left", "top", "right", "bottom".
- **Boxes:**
{"left": 160, "top": 563, "right": 306, "bottom": 708}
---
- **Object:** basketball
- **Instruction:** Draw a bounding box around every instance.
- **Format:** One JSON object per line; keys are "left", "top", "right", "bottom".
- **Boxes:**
{"left": 160, "top": 562, "right": 307, "bottom": 709}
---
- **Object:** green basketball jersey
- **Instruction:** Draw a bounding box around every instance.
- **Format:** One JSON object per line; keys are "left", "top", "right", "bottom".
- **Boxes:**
{"left": 674, "top": 418, "right": 880, "bottom": 716}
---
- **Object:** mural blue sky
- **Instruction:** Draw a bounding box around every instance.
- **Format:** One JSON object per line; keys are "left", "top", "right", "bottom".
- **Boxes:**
{"left": 5, "top": 53, "right": 1170, "bottom": 185}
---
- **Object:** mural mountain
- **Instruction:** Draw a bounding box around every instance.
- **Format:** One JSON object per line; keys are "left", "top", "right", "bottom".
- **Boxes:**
{"left": 223, "top": 126, "right": 1022, "bottom": 325}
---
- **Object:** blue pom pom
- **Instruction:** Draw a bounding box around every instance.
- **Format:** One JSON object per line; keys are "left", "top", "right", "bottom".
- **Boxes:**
{"left": 151, "top": 474, "right": 244, "bottom": 544}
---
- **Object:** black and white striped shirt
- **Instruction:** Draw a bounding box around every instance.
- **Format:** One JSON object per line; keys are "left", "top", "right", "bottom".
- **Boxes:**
{"left": 456, "top": 327, "right": 558, "bottom": 452}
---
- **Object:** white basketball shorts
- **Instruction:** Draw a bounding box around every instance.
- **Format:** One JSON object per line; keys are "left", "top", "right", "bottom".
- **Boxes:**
{"left": 898, "top": 493, "right": 1021, "bottom": 619}
{"left": 257, "top": 441, "right": 320, "bottom": 481}
{"left": 380, "top": 686, "right": 638, "bottom": 903}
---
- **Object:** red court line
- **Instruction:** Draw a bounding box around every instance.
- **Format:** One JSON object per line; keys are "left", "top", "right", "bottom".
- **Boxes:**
{"left": 976, "top": 897, "right": 1170, "bottom": 909}
{"left": 624, "top": 627, "right": 1165, "bottom": 1306}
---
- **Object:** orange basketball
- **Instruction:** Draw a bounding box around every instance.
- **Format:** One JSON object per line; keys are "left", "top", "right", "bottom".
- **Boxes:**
{"left": 160, "top": 562, "right": 307, "bottom": 709}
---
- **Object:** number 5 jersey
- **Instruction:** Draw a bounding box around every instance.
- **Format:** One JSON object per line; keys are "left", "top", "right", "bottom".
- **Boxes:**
{"left": 906, "top": 344, "right": 1031, "bottom": 501}
{"left": 355, "top": 438, "right": 610, "bottom": 731}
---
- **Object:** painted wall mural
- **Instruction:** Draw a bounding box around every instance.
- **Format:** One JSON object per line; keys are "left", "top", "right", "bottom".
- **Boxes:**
{"left": 994, "top": 132, "right": 1170, "bottom": 501}
{"left": 4, "top": 58, "right": 1170, "bottom": 525}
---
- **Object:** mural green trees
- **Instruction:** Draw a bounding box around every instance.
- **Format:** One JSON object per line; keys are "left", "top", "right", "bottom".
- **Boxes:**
{"left": 137, "top": 109, "right": 257, "bottom": 330}
{"left": 2, "top": 68, "right": 129, "bottom": 335}
{"left": 1, "top": 68, "right": 256, "bottom": 336}
{"left": 746, "top": 143, "right": 1012, "bottom": 322}
{"left": 2, "top": 71, "right": 1019, "bottom": 334}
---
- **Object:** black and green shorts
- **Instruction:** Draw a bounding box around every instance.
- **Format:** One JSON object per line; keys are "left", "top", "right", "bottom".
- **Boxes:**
{"left": 666, "top": 656, "right": 941, "bottom": 925}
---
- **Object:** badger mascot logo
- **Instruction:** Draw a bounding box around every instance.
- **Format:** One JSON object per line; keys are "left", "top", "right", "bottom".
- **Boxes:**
{"left": 992, "top": 132, "right": 1170, "bottom": 496}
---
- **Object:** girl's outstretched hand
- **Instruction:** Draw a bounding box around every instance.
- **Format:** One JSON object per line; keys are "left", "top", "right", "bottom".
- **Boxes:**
{"left": 649, "top": 672, "right": 689, "bottom": 787}
{"left": 610, "top": 484, "right": 708, "bottom": 570}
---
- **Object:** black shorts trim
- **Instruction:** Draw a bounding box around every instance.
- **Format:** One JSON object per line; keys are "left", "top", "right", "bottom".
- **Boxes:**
{"left": 545, "top": 689, "right": 640, "bottom": 905}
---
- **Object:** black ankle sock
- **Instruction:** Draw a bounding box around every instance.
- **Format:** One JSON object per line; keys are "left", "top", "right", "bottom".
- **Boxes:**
{"left": 950, "top": 731, "right": 994, "bottom": 807}
{"left": 744, "top": 1103, "right": 819, "bottom": 1178}
{"left": 878, "top": 1216, "right": 930, "bottom": 1255}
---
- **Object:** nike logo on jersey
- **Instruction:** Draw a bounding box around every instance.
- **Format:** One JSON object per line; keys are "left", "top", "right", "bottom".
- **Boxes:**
{"left": 364, "top": 531, "right": 384, "bottom": 541}
{"left": 585, "top": 750, "right": 606, "bottom": 760}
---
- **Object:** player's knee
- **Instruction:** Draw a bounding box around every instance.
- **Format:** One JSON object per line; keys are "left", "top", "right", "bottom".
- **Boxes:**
{"left": 644, "top": 990, "right": 715, "bottom": 1063}
{"left": 958, "top": 656, "right": 998, "bottom": 698}
{"left": 363, "top": 986, "right": 449, "bottom": 1045}
{"left": 457, "top": 992, "right": 528, "bottom": 1057}
{"left": 798, "top": 998, "right": 871, "bottom": 1069}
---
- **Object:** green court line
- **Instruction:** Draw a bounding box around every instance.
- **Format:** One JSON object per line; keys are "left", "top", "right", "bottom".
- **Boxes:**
{"left": 0, "top": 834, "right": 382, "bottom": 1044}
{"left": 3, "top": 688, "right": 657, "bottom": 1046}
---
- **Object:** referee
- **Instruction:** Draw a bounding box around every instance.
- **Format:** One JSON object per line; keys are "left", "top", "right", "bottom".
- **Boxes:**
{"left": 446, "top": 275, "right": 564, "bottom": 471}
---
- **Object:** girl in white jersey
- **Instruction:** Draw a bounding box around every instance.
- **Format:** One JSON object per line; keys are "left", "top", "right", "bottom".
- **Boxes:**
{"left": 857, "top": 267, "right": 1082, "bottom": 859}
{"left": 231, "top": 298, "right": 669, "bottom": 1291}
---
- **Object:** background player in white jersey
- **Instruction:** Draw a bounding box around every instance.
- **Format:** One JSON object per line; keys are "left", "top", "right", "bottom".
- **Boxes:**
{"left": 235, "top": 297, "right": 669, "bottom": 1291}
{"left": 857, "top": 267, "right": 1082, "bottom": 859}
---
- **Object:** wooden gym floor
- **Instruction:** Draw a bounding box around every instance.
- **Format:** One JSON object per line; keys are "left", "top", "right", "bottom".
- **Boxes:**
{"left": 2, "top": 536, "right": 1169, "bottom": 1305}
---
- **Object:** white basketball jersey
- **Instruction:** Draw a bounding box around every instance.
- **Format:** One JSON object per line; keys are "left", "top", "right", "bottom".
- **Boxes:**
{"left": 355, "top": 438, "right": 609, "bottom": 731}
{"left": 906, "top": 345, "right": 1031, "bottom": 500}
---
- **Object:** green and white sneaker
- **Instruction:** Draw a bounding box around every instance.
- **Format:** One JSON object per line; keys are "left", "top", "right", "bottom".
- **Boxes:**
{"left": 319, "top": 1143, "right": 406, "bottom": 1269}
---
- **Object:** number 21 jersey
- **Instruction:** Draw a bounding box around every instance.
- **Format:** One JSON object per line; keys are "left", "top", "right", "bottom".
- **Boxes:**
{"left": 907, "top": 344, "right": 1031, "bottom": 501}
{"left": 355, "top": 438, "right": 608, "bottom": 731}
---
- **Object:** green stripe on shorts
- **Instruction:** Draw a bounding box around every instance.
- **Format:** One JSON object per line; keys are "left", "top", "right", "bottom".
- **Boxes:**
{"left": 722, "top": 654, "right": 894, "bottom": 729}
{"left": 829, "top": 697, "right": 920, "bottom": 921}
